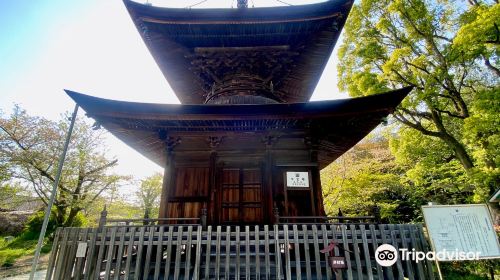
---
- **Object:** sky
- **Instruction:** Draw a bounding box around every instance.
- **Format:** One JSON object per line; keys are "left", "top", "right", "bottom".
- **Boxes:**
{"left": 0, "top": 0, "right": 348, "bottom": 186}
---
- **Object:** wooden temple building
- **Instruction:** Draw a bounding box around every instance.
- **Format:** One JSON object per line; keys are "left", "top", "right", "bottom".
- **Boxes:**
{"left": 46, "top": 1, "right": 436, "bottom": 279}
{"left": 67, "top": 0, "right": 411, "bottom": 226}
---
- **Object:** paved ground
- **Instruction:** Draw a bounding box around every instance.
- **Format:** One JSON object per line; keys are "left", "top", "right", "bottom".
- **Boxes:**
{"left": 2, "top": 270, "right": 47, "bottom": 280}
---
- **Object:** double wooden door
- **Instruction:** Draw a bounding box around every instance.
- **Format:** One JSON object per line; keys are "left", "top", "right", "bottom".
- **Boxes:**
{"left": 218, "top": 167, "right": 263, "bottom": 224}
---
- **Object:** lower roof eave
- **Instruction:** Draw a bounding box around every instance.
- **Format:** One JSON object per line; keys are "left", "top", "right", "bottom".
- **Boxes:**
{"left": 65, "top": 87, "right": 412, "bottom": 169}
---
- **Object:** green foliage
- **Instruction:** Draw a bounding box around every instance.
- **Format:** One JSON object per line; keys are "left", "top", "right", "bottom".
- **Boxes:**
{"left": 338, "top": 0, "right": 499, "bottom": 175}
{"left": 322, "top": 138, "right": 424, "bottom": 223}
{"left": 137, "top": 173, "right": 163, "bottom": 219}
{"left": 0, "top": 235, "right": 51, "bottom": 267}
{"left": 24, "top": 208, "right": 58, "bottom": 239}
{"left": 463, "top": 88, "right": 500, "bottom": 202}
{"left": 390, "top": 127, "right": 475, "bottom": 205}
{"left": 454, "top": 4, "right": 500, "bottom": 65}
{"left": 0, "top": 105, "right": 131, "bottom": 227}
{"left": 322, "top": 132, "right": 499, "bottom": 278}
{"left": 24, "top": 208, "right": 87, "bottom": 239}
{"left": 85, "top": 196, "right": 142, "bottom": 227}
{"left": 334, "top": 1, "right": 499, "bottom": 270}
{"left": 336, "top": 0, "right": 500, "bottom": 231}
{"left": 440, "top": 260, "right": 500, "bottom": 280}
{"left": 0, "top": 163, "right": 8, "bottom": 183}
{"left": 0, "top": 182, "right": 32, "bottom": 210}
{"left": 0, "top": 247, "right": 26, "bottom": 267}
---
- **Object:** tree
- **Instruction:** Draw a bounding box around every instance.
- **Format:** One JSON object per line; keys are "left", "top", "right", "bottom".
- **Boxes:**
{"left": 338, "top": 0, "right": 499, "bottom": 172}
{"left": 136, "top": 173, "right": 162, "bottom": 221}
{"left": 454, "top": 3, "right": 500, "bottom": 77}
{"left": 321, "top": 137, "right": 424, "bottom": 223}
{"left": 0, "top": 106, "right": 129, "bottom": 226}
{"left": 390, "top": 127, "right": 477, "bottom": 205}
{"left": 0, "top": 182, "right": 33, "bottom": 211}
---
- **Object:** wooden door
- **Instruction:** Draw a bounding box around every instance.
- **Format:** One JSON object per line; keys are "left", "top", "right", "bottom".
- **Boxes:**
{"left": 219, "top": 167, "right": 263, "bottom": 224}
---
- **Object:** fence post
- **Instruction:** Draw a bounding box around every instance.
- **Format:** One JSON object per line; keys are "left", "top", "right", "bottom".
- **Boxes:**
{"left": 201, "top": 208, "right": 207, "bottom": 229}
{"left": 372, "top": 205, "right": 381, "bottom": 224}
{"left": 338, "top": 208, "right": 344, "bottom": 223}
{"left": 273, "top": 207, "right": 280, "bottom": 224}
{"left": 98, "top": 206, "right": 108, "bottom": 230}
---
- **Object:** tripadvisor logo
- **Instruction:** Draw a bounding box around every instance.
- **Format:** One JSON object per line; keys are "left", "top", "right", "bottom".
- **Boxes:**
{"left": 375, "top": 244, "right": 398, "bottom": 267}
{"left": 375, "top": 244, "right": 482, "bottom": 266}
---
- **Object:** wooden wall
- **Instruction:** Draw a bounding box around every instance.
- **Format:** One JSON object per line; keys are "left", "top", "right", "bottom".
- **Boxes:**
{"left": 167, "top": 167, "right": 209, "bottom": 219}
{"left": 161, "top": 133, "right": 326, "bottom": 225}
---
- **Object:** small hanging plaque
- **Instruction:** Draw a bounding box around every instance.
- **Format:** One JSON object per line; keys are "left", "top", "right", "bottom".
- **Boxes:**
{"left": 328, "top": 256, "right": 347, "bottom": 269}
{"left": 76, "top": 242, "right": 88, "bottom": 258}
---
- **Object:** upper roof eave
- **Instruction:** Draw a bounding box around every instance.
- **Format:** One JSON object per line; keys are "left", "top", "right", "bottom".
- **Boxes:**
{"left": 122, "top": 0, "right": 355, "bottom": 104}
{"left": 123, "top": 0, "right": 353, "bottom": 25}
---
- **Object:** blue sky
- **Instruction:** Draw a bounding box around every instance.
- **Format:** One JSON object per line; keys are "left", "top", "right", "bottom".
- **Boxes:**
{"left": 0, "top": 1, "right": 91, "bottom": 93}
{"left": 0, "top": 0, "right": 345, "bottom": 182}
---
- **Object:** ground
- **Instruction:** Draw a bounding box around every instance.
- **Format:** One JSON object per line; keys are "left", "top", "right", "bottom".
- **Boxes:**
{"left": 0, "top": 253, "right": 49, "bottom": 278}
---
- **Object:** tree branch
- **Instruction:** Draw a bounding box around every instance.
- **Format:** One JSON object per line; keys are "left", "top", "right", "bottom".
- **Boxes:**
{"left": 393, "top": 111, "right": 441, "bottom": 137}
{"left": 484, "top": 56, "right": 500, "bottom": 77}
{"left": 86, "top": 159, "right": 118, "bottom": 176}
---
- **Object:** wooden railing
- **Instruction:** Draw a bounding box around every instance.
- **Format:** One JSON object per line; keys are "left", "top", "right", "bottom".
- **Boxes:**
{"left": 46, "top": 224, "right": 435, "bottom": 280}
{"left": 104, "top": 218, "right": 202, "bottom": 226}
{"left": 97, "top": 207, "right": 206, "bottom": 228}
{"left": 277, "top": 216, "right": 379, "bottom": 224}
{"left": 274, "top": 206, "right": 382, "bottom": 225}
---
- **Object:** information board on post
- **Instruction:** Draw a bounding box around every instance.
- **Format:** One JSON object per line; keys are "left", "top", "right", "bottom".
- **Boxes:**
{"left": 422, "top": 204, "right": 500, "bottom": 261}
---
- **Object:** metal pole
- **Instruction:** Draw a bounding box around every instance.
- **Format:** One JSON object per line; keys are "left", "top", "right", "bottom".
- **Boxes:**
{"left": 29, "top": 104, "right": 79, "bottom": 280}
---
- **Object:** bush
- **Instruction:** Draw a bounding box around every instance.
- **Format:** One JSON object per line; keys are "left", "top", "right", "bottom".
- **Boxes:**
{"left": 0, "top": 208, "right": 87, "bottom": 267}
{"left": 24, "top": 208, "right": 58, "bottom": 239}
{"left": 67, "top": 211, "right": 88, "bottom": 228}
{"left": 23, "top": 208, "right": 88, "bottom": 239}
{"left": 441, "top": 260, "right": 500, "bottom": 280}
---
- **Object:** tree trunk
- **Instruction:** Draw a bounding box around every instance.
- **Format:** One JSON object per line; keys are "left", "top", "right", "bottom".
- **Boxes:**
{"left": 440, "top": 132, "right": 474, "bottom": 170}
{"left": 143, "top": 208, "right": 150, "bottom": 225}
{"left": 64, "top": 207, "right": 80, "bottom": 227}
{"left": 56, "top": 206, "right": 66, "bottom": 226}
{"left": 430, "top": 109, "right": 474, "bottom": 170}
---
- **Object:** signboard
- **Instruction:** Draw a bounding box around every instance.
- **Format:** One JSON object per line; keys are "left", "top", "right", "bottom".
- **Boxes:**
{"left": 76, "top": 242, "right": 88, "bottom": 258}
{"left": 328, "top": 256, "right": 347, "bottom": 269}
{"left": 286, "top": 171, "right": 309, "bottom": 188}
{"left": 422, "top": 204, "right": 500, "bottom": 261}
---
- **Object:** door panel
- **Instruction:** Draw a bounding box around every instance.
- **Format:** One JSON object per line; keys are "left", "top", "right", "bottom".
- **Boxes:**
{"left": 220, "top": 167, "right": 263, "bottom": 224}
{"left": 166, "top": 167, "right": 209, "bottom": 221}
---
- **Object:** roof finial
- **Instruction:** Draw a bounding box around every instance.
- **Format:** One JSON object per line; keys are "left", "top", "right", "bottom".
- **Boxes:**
{"left": 237, "top": 0, "right": 248, "bottom": 8}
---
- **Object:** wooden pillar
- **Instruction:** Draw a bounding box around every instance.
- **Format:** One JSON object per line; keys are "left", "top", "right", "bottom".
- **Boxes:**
{"left": 208, "top": 151, "right": 217, "bottom": 224}
{"left": 263, "top": 135, "right": 278, "bottom": 224}
{"left": 310, "top": 169, "right": 326, "bottom": 216}
{"left": 158, "top": 151, "right": 173, "bottom": 219}
{"left": 158, "top": 136, "right": 180, "bottom": 220}
{"left": 306, "top": 136, "right": 326, "bottom": 217}
{"left": 207, "top": 136, "right": 222, "bottom": 225}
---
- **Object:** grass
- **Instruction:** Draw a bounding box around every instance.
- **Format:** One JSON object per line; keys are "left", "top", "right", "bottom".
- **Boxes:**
{"left": 0, "top": 233, "right": 52, "bottom": 268}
